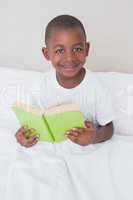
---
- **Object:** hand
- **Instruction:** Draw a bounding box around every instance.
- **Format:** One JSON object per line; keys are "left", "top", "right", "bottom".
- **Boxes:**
{"left": 15, "top": 127, "right": 39, "bottom": 148}
{"left": 65, "top": 121, "right": 96, "bottom": 146}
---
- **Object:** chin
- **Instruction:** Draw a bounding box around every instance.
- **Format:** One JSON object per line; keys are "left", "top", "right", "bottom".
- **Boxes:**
{"left": 62, "top": 71, "right": 79, "bottom": 78}
{"left": 61, "top": 67, "right": 82, "bottom": 78}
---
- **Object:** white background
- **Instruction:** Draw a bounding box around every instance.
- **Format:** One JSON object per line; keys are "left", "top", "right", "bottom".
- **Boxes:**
{"left": 0, "top": 0, "right": 132, "bottom": 72}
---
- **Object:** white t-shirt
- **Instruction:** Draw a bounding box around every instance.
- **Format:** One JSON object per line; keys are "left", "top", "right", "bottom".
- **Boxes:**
{"left": 26, "top": 68, "right": 114, "bottom": 127}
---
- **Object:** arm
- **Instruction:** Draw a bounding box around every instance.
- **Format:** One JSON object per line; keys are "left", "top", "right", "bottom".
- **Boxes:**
{"left": 66, "top": 121, "right": 114, "bottom": 146}
{"left": 93, "top": 122, "right": 114, "bottom": 144}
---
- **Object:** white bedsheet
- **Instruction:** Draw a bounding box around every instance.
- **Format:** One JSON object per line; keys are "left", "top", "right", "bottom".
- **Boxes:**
{"left": 0, "top": 68, "right": 133, "bottom": 199}
{"left": 0, "top": 128, "right": 133, "bottom": 200}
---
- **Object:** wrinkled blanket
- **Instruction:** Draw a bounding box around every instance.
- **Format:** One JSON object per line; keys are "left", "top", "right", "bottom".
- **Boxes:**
{"left": 0, "top": 129, "right": 133, "bottom": 200}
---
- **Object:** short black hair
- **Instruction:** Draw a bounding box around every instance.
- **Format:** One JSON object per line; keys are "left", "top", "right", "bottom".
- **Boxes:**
{"left": 45, "top": 15, "right": 86, "bottom": 46}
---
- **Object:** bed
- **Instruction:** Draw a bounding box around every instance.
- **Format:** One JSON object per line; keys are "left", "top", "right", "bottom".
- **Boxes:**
{"left": 0, "top": 66, "right": 133, "bottom": 200}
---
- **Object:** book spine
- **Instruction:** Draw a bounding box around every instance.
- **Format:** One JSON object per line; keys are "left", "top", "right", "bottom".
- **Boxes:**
{"left": 42, "top": 114, "right": 55, "bottom": 141}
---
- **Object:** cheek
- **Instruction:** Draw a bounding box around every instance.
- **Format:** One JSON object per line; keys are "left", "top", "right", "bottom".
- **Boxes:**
{"left": 50, "top": 54, "right": 59, "bottom": 63}
{"left": 76, "top": 53, "right": 86, "bottom": 62}
{"left": 51, "top": 57, "right": 62, "bottom": 68}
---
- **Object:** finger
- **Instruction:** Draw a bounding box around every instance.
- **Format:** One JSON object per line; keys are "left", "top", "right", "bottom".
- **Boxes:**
{"left": 68, "top": 132, "right": 79, "bottom": 137}
{"left": 19, "top": 136, "right": 39, "bottom": 148}
{"left": 66, "top": 130, "right": 79, "bottom": 137}
{"left": 84, "top": 121, "right": 94, "bottom": 129}
{"left": 26, "top": 136, "right": 39, "bottom": 146}
{"left": 66, "top": 134, "right": 78, "bottom": 143}
{"left": 16, "top": 132, "right": 33, "bottom": 145}
{"left": 66, "top": 127, "right": 84, "bottom": 135}
{"left": 15, "top": 127, "right": 25, "bottom": 137}
{"left": 16, "top": 132, "right": 26, "bottom": 143}
{"left": 28, "top": 135, "right": 39, "bottom": 143}
{"left": 25, "top": 138, "right": 39, "bottom": 148}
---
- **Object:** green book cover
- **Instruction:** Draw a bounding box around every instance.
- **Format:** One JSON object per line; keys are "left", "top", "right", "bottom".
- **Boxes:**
{"left": 12, "top": 102, "right": 85, "bottom": 143}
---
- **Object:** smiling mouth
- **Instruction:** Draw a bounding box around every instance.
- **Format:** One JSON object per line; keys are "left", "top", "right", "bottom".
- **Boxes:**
{"left": 62, "top": 64, "right": 78, "bottom": 69}
{"left": 62, "top": 66, "right": 77, "bottom": 72}
{"left": 63, "top": 66, "right": 75, "bottom": 68}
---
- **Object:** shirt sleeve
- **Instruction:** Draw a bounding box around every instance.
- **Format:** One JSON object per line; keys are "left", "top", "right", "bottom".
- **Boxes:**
{"left": 95, "top": 81, "right": 115, "bottom": 126}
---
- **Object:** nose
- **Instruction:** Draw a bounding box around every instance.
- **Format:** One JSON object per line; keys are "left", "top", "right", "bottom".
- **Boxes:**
{"left": 64, "top": 50, "right": 73, "bottom": 62}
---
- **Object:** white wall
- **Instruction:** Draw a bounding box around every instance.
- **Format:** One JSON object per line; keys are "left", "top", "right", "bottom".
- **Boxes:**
{"left": 0, "top": 0, "right": 132, "bottom": 72}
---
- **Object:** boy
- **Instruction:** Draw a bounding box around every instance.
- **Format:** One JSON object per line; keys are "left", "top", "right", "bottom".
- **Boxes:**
{"left": 16, "top": 15, "right": 114, "bottom": 148}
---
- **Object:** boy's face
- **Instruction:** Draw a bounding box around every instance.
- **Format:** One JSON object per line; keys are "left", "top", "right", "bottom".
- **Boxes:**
{"left": 42, "top": 28, "right": 89, "bottom": 79}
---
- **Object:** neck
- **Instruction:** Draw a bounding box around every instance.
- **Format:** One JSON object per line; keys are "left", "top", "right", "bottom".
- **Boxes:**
{"left": 56, "top": 68, "right": 86, "bottom": 89}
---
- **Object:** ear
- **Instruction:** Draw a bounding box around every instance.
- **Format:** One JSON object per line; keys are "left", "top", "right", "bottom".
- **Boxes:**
{"left": 85, "top": 42, "right": 90, "bottom": 56}
{"left": 42, "top": 47, "right": 50, "bottom": 60}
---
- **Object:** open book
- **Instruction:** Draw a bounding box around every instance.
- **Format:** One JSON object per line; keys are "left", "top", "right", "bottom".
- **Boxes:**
{"left": 12, "top": 102, "right": 85, "bottom": 142}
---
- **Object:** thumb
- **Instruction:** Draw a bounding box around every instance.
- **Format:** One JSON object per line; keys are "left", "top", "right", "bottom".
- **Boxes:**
{"left": 84, "top": 121, "right": 94, "bottom": 129}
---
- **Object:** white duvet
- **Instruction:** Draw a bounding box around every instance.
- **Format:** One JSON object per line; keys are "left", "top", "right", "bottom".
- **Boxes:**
{"left": 0, "top": 68, "right": 133, "bottom": 200}
{"left": 0, "top": 128, "right": 133, "bottom": 200}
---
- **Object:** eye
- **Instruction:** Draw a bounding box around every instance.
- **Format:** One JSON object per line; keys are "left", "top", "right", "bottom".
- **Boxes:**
{"left": 55, "top": 48, "right": 64, "bottom": 54}
{"left": 73, "top": 47, "right": 83, "bottom": 53}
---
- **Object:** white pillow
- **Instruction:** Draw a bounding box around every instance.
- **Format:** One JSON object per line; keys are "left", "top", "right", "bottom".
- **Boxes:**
{"left": 1, "top": 67, "right": 133, "bottom": 136}
{"left": 0, "top": 66, "right": 44, "bottom": 132}
{"left": 96, "top": 72, "right": 133, "bottom": 136}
